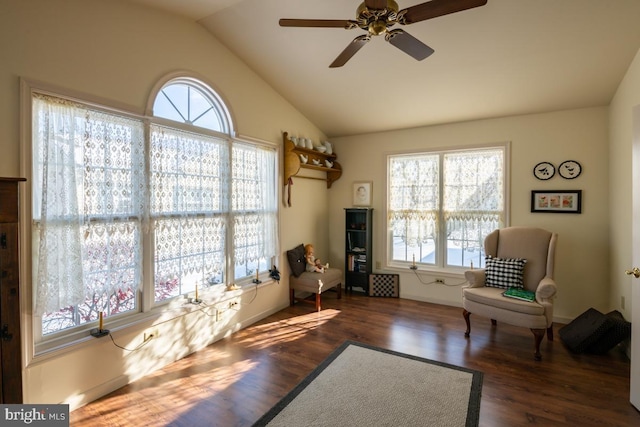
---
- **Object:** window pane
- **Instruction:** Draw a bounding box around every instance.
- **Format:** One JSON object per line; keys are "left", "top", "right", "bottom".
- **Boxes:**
{"left": 151, "top": 125, "right": 229, "bottom": 301}
{"left": 39, "top": 222, "right": 140, "bottom": 336}
{"left": 153, "top": 94, "right": 185, "bottom": 123}
{"left": 150, "top": 125, "right": 228, "bottom": 215}
{"left": 159, "top": 84, "right": 188, "bottom": 121}
{"left": 154, "top": 217, "right": 225, "bottom": 303}
{"left": 389, "top": 155, "right": 439, "bottom": 264}
{"left": 153, "top": 82, "right": 227, "bottom": 132}
{"left": 446, "top": 218, "right": 496, "bottom": 268}
{"left": 33, "top": 95, "right": 144, "bottom": 334}
{"left": 444, "top": 150, "right": 503, "bottom": 267}
{"left": 231, "top": 144, "right": 278, "bottom": 281}
{"left": 42, "top": 287, "right": 136, "bottom": 336}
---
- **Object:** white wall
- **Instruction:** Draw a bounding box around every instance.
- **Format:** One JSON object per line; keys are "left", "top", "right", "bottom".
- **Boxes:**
{"left": 0, "top": 0, "right": 329, "bottom": 409}
{"left": 328, "top": 107, "right": 610, "bottom": 323}
{"left": 609, "top": 47, "right": 640, "bottom": 321}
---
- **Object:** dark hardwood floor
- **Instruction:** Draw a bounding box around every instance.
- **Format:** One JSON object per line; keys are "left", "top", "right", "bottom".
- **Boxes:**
{"left": 70, "top": 292, "right": 640, "bottom": 426}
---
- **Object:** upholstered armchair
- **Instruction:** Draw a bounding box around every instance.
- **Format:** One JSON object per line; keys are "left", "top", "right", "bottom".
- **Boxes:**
{"left": 462, "top": 226, "right": 558, "bottom": 360}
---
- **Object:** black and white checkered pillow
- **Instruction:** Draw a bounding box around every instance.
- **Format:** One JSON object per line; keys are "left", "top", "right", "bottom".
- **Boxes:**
{"left": 485, "top": 256, "right": 527, "bottom": 289}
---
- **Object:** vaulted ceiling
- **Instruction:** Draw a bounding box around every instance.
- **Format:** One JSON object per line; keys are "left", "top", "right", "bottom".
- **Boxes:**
{"left": 125, "top": 0, "right": 640, "bottom": 137}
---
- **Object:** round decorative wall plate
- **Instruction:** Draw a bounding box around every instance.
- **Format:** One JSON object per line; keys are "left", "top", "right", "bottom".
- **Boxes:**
{"left": 558, "top": 160, "right": 582, "bottom": 179}
{"left": 533, "top": 161, "right": 555, "bottom": 180}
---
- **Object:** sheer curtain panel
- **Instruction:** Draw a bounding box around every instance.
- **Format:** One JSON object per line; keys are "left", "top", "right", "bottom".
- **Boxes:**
{"left": 32, "top": 94, "right": 146, "bottom": 315}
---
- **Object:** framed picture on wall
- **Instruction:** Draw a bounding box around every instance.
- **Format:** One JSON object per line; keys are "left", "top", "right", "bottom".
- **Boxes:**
{"left": 353, "top": 181, "right": 372, "bottom": 207}
{"left": 531, "top": 190, "right": 582, "bottom": 213}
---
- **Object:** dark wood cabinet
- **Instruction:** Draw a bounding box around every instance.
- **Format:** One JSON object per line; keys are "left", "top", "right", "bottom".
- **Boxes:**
{"left": 345, "top": 208, "right": 372, "bottom": 293}
{"left": 0, "top": 177, "right": 25, "bottom": 403}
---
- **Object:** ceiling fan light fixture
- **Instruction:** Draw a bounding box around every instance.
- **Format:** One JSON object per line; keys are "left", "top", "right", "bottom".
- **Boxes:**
{"left": 357, "top": 0, "right": 399, "bottom": 19}
{"left": 368, "top": 20, "right": 388, "bottom": 35}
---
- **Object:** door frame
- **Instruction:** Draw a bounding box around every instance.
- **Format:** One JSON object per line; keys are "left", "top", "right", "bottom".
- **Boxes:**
{"left": 630, "top": 104, "right": 640, "bottom": 409}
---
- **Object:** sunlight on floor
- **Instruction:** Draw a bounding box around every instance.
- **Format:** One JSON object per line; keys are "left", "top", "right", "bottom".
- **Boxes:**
{"left": 233, "top": 309, "right": 341, "bottom": 350}
{"left": 74, "top": 309, "right": 343, "bottom": 425}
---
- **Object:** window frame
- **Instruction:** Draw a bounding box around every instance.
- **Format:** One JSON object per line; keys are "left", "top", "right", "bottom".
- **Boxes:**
{"left": 385, "top": 142, "right": 510, "bottom": 273}
{"left": 21, "top": 77, "right": 279, "bottom": 356}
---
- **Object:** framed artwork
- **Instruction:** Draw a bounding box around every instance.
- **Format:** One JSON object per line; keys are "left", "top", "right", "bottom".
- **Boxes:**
{"left": 353, "top": 181, "right": 372, "bottom": 206}
{"left": 531, "top": 190, "right": 582, "bottom": 213}
{"left": 533, "top": 161, "right": 555, "bottom": 180}
{"left": 558, "top": 160, "right": 582, "bottom": 179}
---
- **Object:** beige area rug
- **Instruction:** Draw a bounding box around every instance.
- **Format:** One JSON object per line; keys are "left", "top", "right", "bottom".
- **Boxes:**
{"left": 253, "top": 340, "right": 483, "bottom": 427}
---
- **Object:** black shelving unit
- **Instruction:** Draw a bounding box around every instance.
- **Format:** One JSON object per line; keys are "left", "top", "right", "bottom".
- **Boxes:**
{"left": 345, "top": 208, "right": 373, "bottom": 293}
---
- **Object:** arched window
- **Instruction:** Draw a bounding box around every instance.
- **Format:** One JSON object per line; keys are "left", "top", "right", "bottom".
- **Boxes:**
{"left": 152, "top": 77, "right": 233, "bottom": 134}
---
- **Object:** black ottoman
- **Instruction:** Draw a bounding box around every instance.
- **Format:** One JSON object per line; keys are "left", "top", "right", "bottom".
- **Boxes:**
{"left": 559, "top": 308, "right": 631, "bottom": 354}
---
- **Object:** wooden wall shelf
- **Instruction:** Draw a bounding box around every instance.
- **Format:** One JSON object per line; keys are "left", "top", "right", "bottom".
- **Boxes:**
{"left": 283, "top": 132, "right": 342, "bottom": 189}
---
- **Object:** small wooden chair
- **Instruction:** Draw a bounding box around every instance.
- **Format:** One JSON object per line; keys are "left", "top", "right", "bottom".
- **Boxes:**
{"left": 287, "top": 243, "right": 342, "bottom": 311}
{"left": 289, "top": 268, "right": 342, "bottom": 311}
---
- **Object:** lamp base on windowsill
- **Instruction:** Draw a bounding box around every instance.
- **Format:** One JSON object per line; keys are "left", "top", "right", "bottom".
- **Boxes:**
{"left": 90, "top": 328, "right": 109, "bottom": 338}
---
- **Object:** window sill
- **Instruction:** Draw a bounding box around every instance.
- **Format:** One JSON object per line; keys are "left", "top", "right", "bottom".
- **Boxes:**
{"left": 30, "top": 279, "right": 277, "bottom": 364}
{"left": 382, "top": 263, "right": 468, "bottom": 278}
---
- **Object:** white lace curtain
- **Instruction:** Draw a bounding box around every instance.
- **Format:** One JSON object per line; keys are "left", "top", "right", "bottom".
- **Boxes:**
{"left": 33, "top": 96, "right": 278, "bottom": 314}
{"left": 32, "top": 95, "right": 146, "bottom": 315}
{"left": 231, "top": 142, "right": 278, "bottom": 265}
{"left": 150, "top": 124, "right": 230, "bottom": 288}
{"left": 388, "top": 150, "right": 504, "bottom": 247}
{"left": 388, "top": 155, "right": 439, "bottom": 246}
{"left": 443, "top": 150, "right": 504, "bottom": 223}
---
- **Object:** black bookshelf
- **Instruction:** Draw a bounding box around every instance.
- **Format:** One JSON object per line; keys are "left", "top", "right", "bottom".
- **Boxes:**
{"left": 345, "top": 208, "right": 373, "bottom": 293}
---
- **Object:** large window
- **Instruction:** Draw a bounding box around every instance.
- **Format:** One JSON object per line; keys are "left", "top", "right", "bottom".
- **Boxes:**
{"left": 31, "top": 78, "right": 278, "bottom": 345}
{"left": 387, "top": 145, "right": 508, "bottom": 270}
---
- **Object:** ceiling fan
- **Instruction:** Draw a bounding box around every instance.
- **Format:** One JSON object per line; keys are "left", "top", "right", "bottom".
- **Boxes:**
{"left": 279, "top": 0, "right": 487, "bottom": 68}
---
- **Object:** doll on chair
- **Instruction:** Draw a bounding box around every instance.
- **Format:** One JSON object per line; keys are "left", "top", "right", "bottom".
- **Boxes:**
{"left": 304, "top": 244, "right": 329, "bottom": 273}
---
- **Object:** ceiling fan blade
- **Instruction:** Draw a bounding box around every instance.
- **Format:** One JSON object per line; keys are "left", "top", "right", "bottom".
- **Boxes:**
{"left": 385, "top": 29, "right": 434, "bottom": 61}
{"left": 279, "top": 19, "right": 355, "bottom": 28}
{"left": 365, "top": 0, "right": 388, "bottom": 10}
{"left": 401, "top": 0, "right": 487, "bottom": 25}
{"left": 329, "top": 35, "right": 371, "bottom": 68}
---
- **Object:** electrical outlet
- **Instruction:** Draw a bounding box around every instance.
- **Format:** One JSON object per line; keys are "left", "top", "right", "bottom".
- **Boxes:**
{"left": 621, "top": 296, "right": 626, "bottom": 310}
{"left": 228, "top": 300, "right": 239, "bottom": 308}
{"left": 435, "top": 278, "right": 445, "bottom": 284}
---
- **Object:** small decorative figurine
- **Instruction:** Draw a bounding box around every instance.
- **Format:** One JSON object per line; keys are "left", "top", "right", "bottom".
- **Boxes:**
{"left": 304, "top": 244, "right": 328, "bottom": 273}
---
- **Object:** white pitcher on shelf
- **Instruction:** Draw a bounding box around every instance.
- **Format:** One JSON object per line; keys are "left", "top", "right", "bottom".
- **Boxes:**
{"left": 306, "top": 138, "right": 314, "bottom": 149}
{"left": 322, "top": 140, "right": 333, "bottom": 155}
{"left": 312, "top": 158, "right": 321, "bottom": 166}
{"left": 325, "top": 160, "right": 333, "bottom": 168}
{"left": 299, "top": 154, "right": 308, "bottom": 164}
